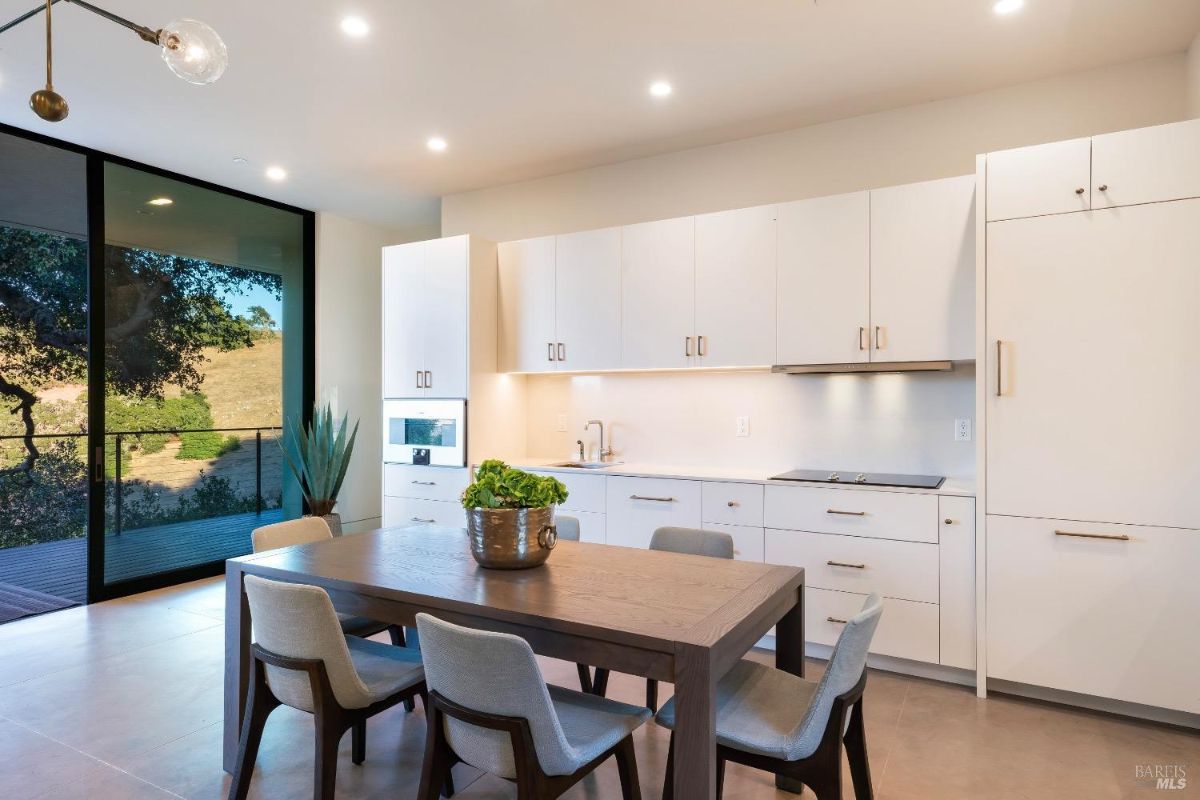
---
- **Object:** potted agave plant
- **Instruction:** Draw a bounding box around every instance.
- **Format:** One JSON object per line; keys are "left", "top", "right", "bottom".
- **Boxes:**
{"left": 461, "top": 460, "right": 568, "bottom": 569}
{"left": 281, "top": 404, "right": 359, "bottom": 536}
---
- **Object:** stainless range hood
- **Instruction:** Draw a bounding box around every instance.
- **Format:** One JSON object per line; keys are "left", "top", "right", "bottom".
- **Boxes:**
{"left": 771, "top": 360, "right": 953, "bottom": 375}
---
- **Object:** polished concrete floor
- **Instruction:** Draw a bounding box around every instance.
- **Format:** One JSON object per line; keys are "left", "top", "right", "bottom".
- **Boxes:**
{"left": 0, "top": 577, "right": 1196, "bottom": 799}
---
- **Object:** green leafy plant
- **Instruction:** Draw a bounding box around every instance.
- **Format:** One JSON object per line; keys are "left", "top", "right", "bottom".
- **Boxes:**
{"left": 461, "top": 460, "right": 568, "bottom": 510}
{"left": 281, "top": 404, "right": 359, "bottom": 517}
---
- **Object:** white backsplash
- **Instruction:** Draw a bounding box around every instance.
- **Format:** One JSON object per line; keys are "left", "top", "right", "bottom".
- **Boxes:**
{"left": 524, "top": 364, "right": 976, "bottom": 479}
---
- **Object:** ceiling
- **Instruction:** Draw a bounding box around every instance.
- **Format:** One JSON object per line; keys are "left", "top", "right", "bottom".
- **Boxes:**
{"left": 1, "top": 0, "right": 1198, "bottom": 229}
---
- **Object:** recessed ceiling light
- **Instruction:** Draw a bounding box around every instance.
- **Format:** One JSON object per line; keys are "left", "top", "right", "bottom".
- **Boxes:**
{"left": 649, "top": 80, "right": 673, "bottom": 98}
{"left": 340, "top": 16, "right": 370, "bottom": 37}
{"left": 993, "top": 0, "right": 1025, "bottom": 15}
{"left": 146, "top": 197, "right": 173, "bottom": 206}
{"left": 426, "top": 136, "right": 448, "bottom": 153}
{"left": 265, "top": 165, "right": 288, "bottom": 181}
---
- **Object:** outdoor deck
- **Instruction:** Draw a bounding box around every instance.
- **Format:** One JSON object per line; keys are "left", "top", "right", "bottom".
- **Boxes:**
{"left": 0, "top": 508, "right": 284, "bottom": 622}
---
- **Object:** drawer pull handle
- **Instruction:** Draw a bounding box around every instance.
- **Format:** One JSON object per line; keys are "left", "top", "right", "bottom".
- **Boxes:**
{"left": 827, "top": 616, "right": 848, "bottom": 625}
{"left": 1054, "top": 530, "right": 1130, "bottom": 542}
{"left": 826, "top": 509, "right": 866, "bottom": 516}
{"left": 726, "top": 500, "right": 740, "bottom": 508}
{"left": 630, "top": 495, "right": 676, "bottom": 503}
{"left": 411, "top": 480, "right": 437, "bottom": 486}
{"left": 826, "top": 560, "right": 866, "bottom": 569}
{"left": 410, "top": 517, "right": 436, "bottom": 524}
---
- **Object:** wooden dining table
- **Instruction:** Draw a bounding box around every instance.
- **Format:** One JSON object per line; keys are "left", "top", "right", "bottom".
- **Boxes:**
{"left": 223, "top": 525, "right": 805, "bottom": 799}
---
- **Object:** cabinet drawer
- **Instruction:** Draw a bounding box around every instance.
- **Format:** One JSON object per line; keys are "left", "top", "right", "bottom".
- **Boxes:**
{"left": 766, "top": 529, "right": 937, "bottom": 603}
{"left": 701, "top": 523, "right": 764, "bottom": 562}
{"left": 807, "top": 588, "right": 939, "bottom": 665}
{"left": 764, "top": 485, "right": 938, "bottom": 543}
{"left": 382, "top": 496, "right": 465, "bottom": 529}
{"left": 702, "top": 482, "right": 764, "bottom": 527}
{"left": 986, "top": 515, "right": 1200, "bottom": 713}
{"left": 383, "top": 465, "right": 469, "bottom": 502}
{"left": 528, "top": 470, "right": 606, "bottom": 514}
{"left": 986, "top": 137, "right": 1092, "bottom": 221}
{"left": 605, "top": 477, "right": 701, "bottom": 550}
{"left": 1091, "top": 119, "right": 1200, "bottom": 209}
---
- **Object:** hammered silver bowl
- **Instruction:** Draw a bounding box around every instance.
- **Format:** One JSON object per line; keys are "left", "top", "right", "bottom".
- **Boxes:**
{"left": 466, "top": 506, "right": 558, "bottom": 569}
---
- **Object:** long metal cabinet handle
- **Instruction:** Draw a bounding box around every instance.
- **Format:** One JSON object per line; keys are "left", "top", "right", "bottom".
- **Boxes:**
{"left": 424, "top": 371, "right": 432, "bottom": 388}
{"left": 826, "top": 509, "right": 867, "bottom": 516}
{"left": 996, "top": 340, "right": 1004, "bottom": 397}
{"left": 411, "top": 480, "right": 436, "bottom": 486}
{"left": 697, "top": 335, "right": 706, "bottom": 356}
{"left": 685, "top": 336, "right": 693, "bottom": 357}
{"left": 410, "top": 516, "right": 436, "bottom": 524}
{"left": 827, "top": 616, "right": 849, "bottom": 625}
{"left": 557, "top": 342, "right": 565, "bottom": 361}
{"left": 1054, "top": 530, "right": 1130, "bottom": 542}
{"left": 858, "top": 327, "right": 867, "bottom": 351}
{"left": 826, "top": 560, "right": 866, "bottom": 569}
{"left": 874, "top": 326, "right": 883, "bottom": 350}
{"left": 416, "top": 370, "right": 424, "bottom": 389}
{"left": 630, "top": 495, "right": 676, "bottom": 502}
{"left": 548, "top": 342, "right": 556, "bottom": 362}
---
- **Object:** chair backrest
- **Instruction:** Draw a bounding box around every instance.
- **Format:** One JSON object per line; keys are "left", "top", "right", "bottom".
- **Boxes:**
{"left": 243, "top": 575, "right": 375, "bottom": 711}
{"left": 786, "top": 593, "right": 883, "bottom": 760}
{"left": 554, "top": 514, "right": 581, "bottom": 542}
{"left": 649, "top": 526, "right": 735, "bottom": 559}
{"left": 251, "top": 516, "right": 332, "bottom": 553}
{"left": 415, "top": 612, "right": 578, "bottom": 779}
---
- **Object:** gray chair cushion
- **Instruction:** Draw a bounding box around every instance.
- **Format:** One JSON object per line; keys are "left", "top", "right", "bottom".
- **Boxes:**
{"left": 650, "top": 526, "right": 735, "bottom": 559}
{"left": 345, "top": 636, "right": 425, "bottom": 703}
{"left": 336, "top": 613, "right": 389, "bottom": 638}
{"left": 656, "top": 593, "right": 882, "bottom": 762}
{"left": 416, "top": 613, "right": 650, "bottom": 778}
{"left": 555, "top": 515, "right": 581, "bottom": 542}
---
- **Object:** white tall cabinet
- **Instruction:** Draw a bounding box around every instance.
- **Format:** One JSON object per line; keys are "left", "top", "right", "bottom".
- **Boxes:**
{"left": 620, "top": 217, "right": 696, "bottom": 369}
{"left": 982, "top": 118, "right": 1200, "bottom": 715}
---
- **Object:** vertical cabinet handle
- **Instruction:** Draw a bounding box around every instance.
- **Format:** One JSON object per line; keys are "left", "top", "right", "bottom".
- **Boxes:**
{"left": 874, "top": 326, "right": 884, "bottom": 350}
{"left": 995, "top": 340, "right": 1004, "bottom": 397}
{"left": 424, "top": 370, "right": 432, "bottom": 388}
{"left": 416, "top": 370, "right": 424, "bottom": 389}
{"left": 858, "top": 326, "right": 867, "bottom": 351}
{"left": 697, "top": 335, "right": 706, "bottom": 357}
{"left": 557, "top": 342, "right": 566, "bottom": 362}
{"left": 548, "top": 342, "right": 556, "bottom": 362}
{"left": 685, "top": 336, "right": 693, "bottom": 357}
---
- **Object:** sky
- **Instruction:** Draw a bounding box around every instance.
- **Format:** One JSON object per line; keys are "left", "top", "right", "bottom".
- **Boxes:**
{"left": 220, "top": 282, "right": 283, "bottom": 326}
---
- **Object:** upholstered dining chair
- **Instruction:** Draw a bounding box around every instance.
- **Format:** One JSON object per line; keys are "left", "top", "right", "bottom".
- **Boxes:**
{"left": 655, "top": 593, "right": 884, "bottom": 800}
{"left": 414, "top": 612, "right": 651, "bottom": 800}
{"left": 229, "top": 575, "right": 429, "bottom": 800}
{"left": 590, "top": 526, "right": 735, "bottom": 711}
{"left": 549, "top": 515, "right": 597, "bottom": 695}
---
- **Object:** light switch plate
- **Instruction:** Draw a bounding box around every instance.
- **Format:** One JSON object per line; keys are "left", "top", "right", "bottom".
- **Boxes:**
{"left": 736, "top": 416, "right": 750, "bottom": 437}
{"left": 954, "top": 418, "right": 972, "bottom": 442}
{"left": 556, "top": 413, "right": 568, "bottom": 432}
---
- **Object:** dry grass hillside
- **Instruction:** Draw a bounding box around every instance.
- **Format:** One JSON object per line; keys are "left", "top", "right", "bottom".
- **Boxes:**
{"left": 167, "top": 336, "right": 282, "bottom": 429}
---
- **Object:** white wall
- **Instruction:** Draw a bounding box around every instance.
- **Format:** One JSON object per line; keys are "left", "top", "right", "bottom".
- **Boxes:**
{"left": 1188, "top": 32, "right": 1200, "bottom": 118}
{"left": 442, "top": 54, "right": 1190, "bottom": 480}
{"left": 315, "top": 212, "right": 439, "bottom": 533}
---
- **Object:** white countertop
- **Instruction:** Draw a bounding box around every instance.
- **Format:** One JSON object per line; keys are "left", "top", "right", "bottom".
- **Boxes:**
{"left": 506, "top": 458, "right": 976, "bottom": 497}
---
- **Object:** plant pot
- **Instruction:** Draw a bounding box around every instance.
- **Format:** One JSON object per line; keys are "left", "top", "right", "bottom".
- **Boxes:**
{"left": 321, "top": 513, "right": 343, "bottom": 537}
{"left": 466, "top": 506, "right": 557, "bottom": 570}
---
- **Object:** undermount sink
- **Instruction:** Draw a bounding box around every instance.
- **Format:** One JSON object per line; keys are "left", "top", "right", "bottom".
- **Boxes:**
{"left": 546, "top": 461, "right": 622, "bottom": 470}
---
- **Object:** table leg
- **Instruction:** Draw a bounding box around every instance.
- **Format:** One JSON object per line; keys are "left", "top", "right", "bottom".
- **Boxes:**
{"left": 775, "top": 583, "right": 806, "bottom": 793}
{"left": 223, "top": 562, "right": 250, "bottom": 773}
{"left": 673, "top": 643, "right": 717, "bottom": 799}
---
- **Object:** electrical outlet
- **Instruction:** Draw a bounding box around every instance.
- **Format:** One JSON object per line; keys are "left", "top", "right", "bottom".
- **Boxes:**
{"left": 556, "top": 413, "right": 568, "bottom": 432}
{"left": 736, "top": 416, "right": 750, "bottom": 437}
{"left": 954, "top": 418, "right": 972, "bottom": 442}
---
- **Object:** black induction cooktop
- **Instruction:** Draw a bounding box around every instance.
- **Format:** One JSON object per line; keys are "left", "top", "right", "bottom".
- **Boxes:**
{"left": 769, "top": 469, "right": 945, "bottom": 489}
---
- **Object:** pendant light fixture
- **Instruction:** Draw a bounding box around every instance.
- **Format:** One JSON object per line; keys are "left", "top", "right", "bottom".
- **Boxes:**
{"left": 0, "top": 0, "right": 228, "bottom": 123}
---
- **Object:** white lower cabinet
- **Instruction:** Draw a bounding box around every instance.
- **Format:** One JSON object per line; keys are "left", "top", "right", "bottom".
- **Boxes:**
{"left": 987, "top": 514, "right": 1200, "bottom": 713}
{"left": 806, "top": 588, "right": 940, "bottom": 665}
{"left": 765, "top": 529, "right": 938, "bottom": 603}
{"left": 938, "top": 497, "right": 976, "bottom": 670}
{"left": 605, "top": 476, "right": 701, "bottom": 549}
{"left": 702, "top": 522, "right": 764, "bottom": 562}
{"left": 383, "top": 496, "right": 465, "bottom": 529}
{"left": 570, "top": 511, "right": 606, "bottom": 544}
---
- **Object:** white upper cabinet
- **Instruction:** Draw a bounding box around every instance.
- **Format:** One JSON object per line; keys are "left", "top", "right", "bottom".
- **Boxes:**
{"left": 621, "top": 217, "right": 696, "bottom": 369}
{"left": 554, "top": 228, "right": 621, "bottom": 371}
{"left": 383, "top": 237, "right": 469, "bottom": 398}
{"left": 382, "top": 243, "right": 426, "bottom": 397}
{"left": 776, "top": 192, "right": 870, "bottom": 365}
{"left": 1091, "top": 118, "right": 1200, "bottom": 210}
{"left": 421, "top": 236, "right": 469, "bottom": 398}
{"left": 870, "top": 175, "right": 976, "bottom": 362}
{"left": 694, "top": 205, "right": 777, "bottom": 367}
{"left": 498, "top": 236, "right": 557, "bottom": 373}
{"left": 986, "top": 137, "right": 1091, "bottom": 221}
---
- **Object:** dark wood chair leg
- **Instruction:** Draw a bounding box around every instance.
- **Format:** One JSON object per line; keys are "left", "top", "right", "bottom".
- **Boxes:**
{"left": 351, "top": 719, "right": 366, "bottom": 765}
{"left": 844, "top": 701, "right": 873, "bottom": 800}
{"left": 662, "top": 731, "right": 675, "bottom": 800}
{"left": 417, "top": 704, "right": 452, "bottom": 800}
{"left": 388, "top": 625, "right": 406, "bottom": 647}
{"left": 613, "top": 735, "right": 641, "bottom": 800}
{"left": 443, "top": 769, "right": 456, "bottom": 799}
{"left": 716, "top": 755, "right": 726, "bottom": 800}
{"left": 228, "top": 660, "right": 278, "bottom": 800}
{"left": 576, "top": 663, "right": 593, "bottom": 694}
{"left": 645, "top": 679, "right": 659, "bottom": 713}
{"left": 313, "top": 712, "right": 342, "bottom": 800}
{"left": 592, "top": 667, "right": 610, "bottom": 697}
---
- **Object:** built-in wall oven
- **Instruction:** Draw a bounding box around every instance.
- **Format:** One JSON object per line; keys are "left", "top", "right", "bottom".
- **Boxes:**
{"left": 383, "top": 398, "right": 466, "bottom": 467}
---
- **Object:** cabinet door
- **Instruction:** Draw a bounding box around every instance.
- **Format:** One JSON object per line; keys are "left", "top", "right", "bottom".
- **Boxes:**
{"left": 605, "top": 476, "right": 701, "bottom": 549}
{"left": 554, "top": 228, "right": 621, "bottom": 371}
{"left": 776, "top": 192, "right": 870, "bottom": 365}
{"left": 498, "top": 237, "right": 557, "bottom": 373}
{"left": 382, "top": 243, "right": 426, "bottom": 397}
{"left": 694, "top": 205, "right": 777, "bottom": 367}
{"left": 422, "top": 236, "right": 469, "bottom": 397}
{"left": 1091, "top": 118, "right": 1200, "bottom": 209}
{"left": 938, "top": 497, "right": 975, "bottom": 671}
{"left": 986, "top": 515, "right": 1200, "bottom": 713}
{"left": 870, "top": 175, "right": 975, "bottom": 362}
{"left": 621, "top": 217, "right": 695, "bottom": 369}
{"left": 986, "top": 137, "right": 1091, "bottom": 221}
{"left": 987, "top": 201, "right": 1200, "bottom": 529}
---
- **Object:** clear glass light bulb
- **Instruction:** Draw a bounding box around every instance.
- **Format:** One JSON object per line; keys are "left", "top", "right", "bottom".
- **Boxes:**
{"left": 158, "top": 19, "right": 228, "bottom": 85}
